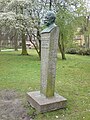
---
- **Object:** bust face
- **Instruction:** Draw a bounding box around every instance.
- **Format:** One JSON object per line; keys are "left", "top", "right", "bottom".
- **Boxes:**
{"left": 44, "top": 11, "right": 56, "bottom": 27}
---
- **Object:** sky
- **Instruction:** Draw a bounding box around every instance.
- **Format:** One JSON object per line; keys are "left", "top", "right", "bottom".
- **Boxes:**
{"left": 84, "top": 0, "right": 90, "bottom": 11}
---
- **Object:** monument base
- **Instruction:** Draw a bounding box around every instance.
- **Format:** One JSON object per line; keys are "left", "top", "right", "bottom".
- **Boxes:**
{"left": 27, "top": 91, "right": 67, "bottom": 113}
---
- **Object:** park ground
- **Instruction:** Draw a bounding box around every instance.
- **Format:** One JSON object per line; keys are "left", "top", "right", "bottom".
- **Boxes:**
{"left": 0, "top": 49, "right": 90, "bottom": 120}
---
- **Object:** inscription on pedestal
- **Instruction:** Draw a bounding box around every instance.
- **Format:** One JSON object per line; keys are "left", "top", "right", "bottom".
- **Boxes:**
{"left": 41, "top": 40, "right": 49, "bottom": 49}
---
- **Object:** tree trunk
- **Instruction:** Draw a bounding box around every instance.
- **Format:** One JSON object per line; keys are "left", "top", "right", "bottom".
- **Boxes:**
{"left": 14, "top": 37, "right": 18, "bottom": 51}
{"left": 14, "top": 31, "right": 18, "bottom": 51}
{"left": 26, "top": 28, "right": 40, "bottom": 58}
{"left": 49, "top": 0, "right": 52, "bottom": 10}
{"left": 0, "top": 39, "right": 1, "bottom": 51}
{"left": 89, "top": 35, "right": 90, "bottom": 48}
{"left": 37, "top": 16, "right": 41, "bottom": 59}
{"left": 37, "top": 29, "right": 41, "bottom": 58}
{"left": 84, "top": 16, "right": 90, "bottom": 49}
{"left": 58, "top": 33, "right": 66, "bottom": 60}
{"left": 20, "top": 6, "right": 28, "bottom": 55}
{"left": 87, "top": 35, "right": 90, "bottom": 48}
{"left": 0, "top": 30, "right": 1, "bottom": 51}
{"left": 21, "top": 30, "right": 28, "bottom": 55}
{"left": 84, "top": 35, "right": 89, "bottom": 48}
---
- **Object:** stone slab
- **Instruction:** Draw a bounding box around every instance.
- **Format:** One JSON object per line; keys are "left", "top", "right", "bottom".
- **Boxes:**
{"left": 27, "top": 91, "right": 67, "bottom": 113}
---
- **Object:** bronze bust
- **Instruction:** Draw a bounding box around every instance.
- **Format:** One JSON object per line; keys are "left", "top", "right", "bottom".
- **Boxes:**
{"left": 44, "top": 11, "right": 56, "bottom": 27}
{"left": 41, "top": 11, "right": 57, "bottom": 33}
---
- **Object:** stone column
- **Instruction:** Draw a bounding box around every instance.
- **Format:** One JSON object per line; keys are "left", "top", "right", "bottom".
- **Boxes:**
{"left": 40, "top": 26, "right": 59, "bottom": 97}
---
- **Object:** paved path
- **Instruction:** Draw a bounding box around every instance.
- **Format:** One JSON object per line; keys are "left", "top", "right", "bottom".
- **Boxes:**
{"left": 0, "top": 90, "right": 34, "bottom": 120}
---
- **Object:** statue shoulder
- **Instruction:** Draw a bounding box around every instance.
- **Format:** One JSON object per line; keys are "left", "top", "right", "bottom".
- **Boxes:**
{"left": 41, "top": 24, "right": 57, "bottom": 34}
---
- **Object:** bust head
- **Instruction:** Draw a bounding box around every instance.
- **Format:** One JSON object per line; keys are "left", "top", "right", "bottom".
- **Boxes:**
{"left": 44, "top": 11, "right": 56, "bottom": 27}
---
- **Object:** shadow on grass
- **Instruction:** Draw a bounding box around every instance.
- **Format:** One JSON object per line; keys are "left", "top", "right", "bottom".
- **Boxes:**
{"left": 0, "top": 51, "right": 40, "bottom": 62}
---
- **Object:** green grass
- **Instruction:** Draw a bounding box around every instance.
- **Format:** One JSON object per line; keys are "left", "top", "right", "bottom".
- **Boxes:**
{"left": 0, "top": 50, "right": 90, "bottom": 120}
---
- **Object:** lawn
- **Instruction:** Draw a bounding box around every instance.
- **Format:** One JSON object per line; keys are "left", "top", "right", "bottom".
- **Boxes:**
{"left": 0, "top": 49, "right": 90, "bottom": 120}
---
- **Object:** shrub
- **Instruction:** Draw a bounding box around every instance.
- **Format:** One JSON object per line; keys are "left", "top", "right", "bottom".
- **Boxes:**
{"left": 78, "top": 49, "right": 86, "bottom": 55}
{"left": 66, "top": 48, "right": 90, "bottom": 56}
{"left": 86, "top": 49, "right": 90, "bottom": 55}
{"left": 78, "top": 48, "right": 90, "bottom": 55}
{"left": 66, "top": 48, "right": 77, "bottom": 54}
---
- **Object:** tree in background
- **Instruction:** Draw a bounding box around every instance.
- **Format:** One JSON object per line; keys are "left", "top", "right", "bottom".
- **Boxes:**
{"left": 6, "top": 0, "right": 33, "bottom": 55}
{"left": 0, "top": 0, "right": 50, "bottom": 57}
{"left": 55, "top": 0, "right": 86, "bottom": 59}
{"left": 83, "top": 16, "right": 90, "bottom": 48}
{"left": 40, "top": 0, "right": 86, "bottom": 59}
{"left": 0, "top": 0, "right": 88, "bottom": 58}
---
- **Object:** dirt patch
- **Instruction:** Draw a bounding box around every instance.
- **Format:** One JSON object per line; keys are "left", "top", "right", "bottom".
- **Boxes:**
{"left": 0, "top": 89, "right": 35, "bottom": 120}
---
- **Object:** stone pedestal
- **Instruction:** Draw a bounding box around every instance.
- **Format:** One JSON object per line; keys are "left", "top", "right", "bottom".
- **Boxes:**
{"left": 40, "top": 26, "right": 59, "bottom": 97}
{"left": 27, "top": 91, "right": 67, "bottom": 113}
{"left": 27, "top": 26, "right": 67, "bottom": 113}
